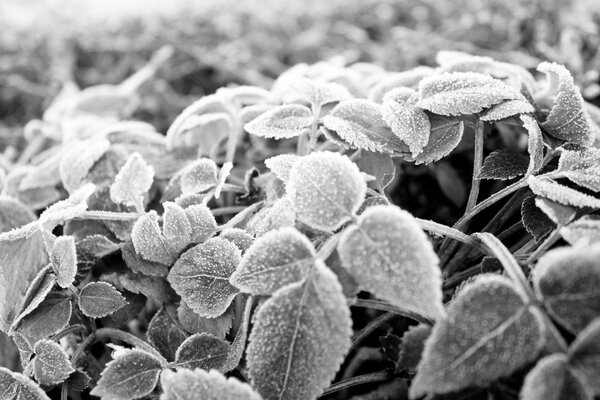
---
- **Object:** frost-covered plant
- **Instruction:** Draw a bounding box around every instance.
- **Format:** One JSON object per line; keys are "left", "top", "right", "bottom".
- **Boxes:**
{"left": 1, "top": 50, "right": 600, "bottom": 400}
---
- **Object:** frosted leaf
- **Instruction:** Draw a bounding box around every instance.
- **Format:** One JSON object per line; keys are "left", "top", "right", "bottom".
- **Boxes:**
{"left": 412, "top": 116, "right": 464, "bottom": 165}
{"left": 568, "top": 318, "right": 600, "bottom": 395}
{"left": 103, "top": 271, "right": 176, "bottom": 305}
{"left": 561, "top": 217, "right": 600, "bottom": 245}
{"left": 167, "top": 238, "right": 241, "bottom": 318}
{"left": 173, "top": 333, "right": 230, "bottom": 371}
{"left": 533, "top": 244, "right": 600, "bottom": 334}
{"left": 59, "top": 139, "right": 110, "bottom": 193}
{"left": 521, "top": 196, "right": 554, "bottom": 242}
{"left": 13, "top": 293, "right": 72, "bottom": 344}
{"left": 50, "top": 236, "right": 77, "bottom": 288}
{"left": 223, "top": 85, "right": 273, "bottom": 105}
{"left": 219, "top": 228, "right": 253, "bottom": 253}
{"left": 78, "top": 282, "right": 127, "bottom": 318}
{"left": 382, "top": 89, "right": 430, "bottom": 156}
{"left": 284, "top": 78, "right": 352, "bottom": 107}
{"left": 536, "top": 62, "right": 594, "bottom": 146}
{"left": 147, "top": 307, "right": 187, "bottom": 361}
{"left": 0, "top": 367, "right": 50, "bottom": 400}
{"left": 520, "top": 354, "right": 592, "bottom": 400}
{"left": 322, "top": 99, "right": 410, "bottom": 153}
{"left": 180, "top": 113, "right": 232, "bottom": 156}
{"left": 160, "top": 369, "right": 261, "bottom": 400}
{"left": 90, "top": 348, "right": 163, "bottom": 400}
{"left": 245, "top": 197, "right": 295, "bottom": 237}
{"left": 477, "top": 149, "right": 528, "bottom": 180}
{"left": 244, "top": 104, "right": 313, "bottom": 139}
{"left": 534, "top": 198, "right": 576, "bottom": 226}
{"left": 0, "top": 196, "right": 35, "bottom": 234}
{"left": 337, "top": 205, "right": 444, "bottom": 320}
{"left": 162, "top": 202, "right": 192, "bottom": 254}
{"left": 214, "top": 162, "right": 233, "bottom": 199}
{"left": 131, "top": 211, "right": 175, "bottom": 266}
{"left": 222, "top": 296, "right": 252, "bottom": 372}
{"left": 180, "top": 159, "right": 219, "bottom": 195}
{"left": 562, "top": 163, "right": 600, "bottom": 192}
{"left": 121, "top": 240, "right": 169, "bottom": 277}
{"left": 367, "top": 67, "right": 435, "bottom": 103}
{"left": 418, "top": 72, "right": 523, "bottom": 116}
{"left": 521, "top": 115, "right": 544, "bottom": 176}
{"left": 12, "top": 332, "right": 34, "bottom": 370}
{"left": 247, "top": 263, "right": 351, "bottom": 400}
{"left": 178, "top": 301, "right": 233, "bottom": 339}
{"left": 287, "top": 151, "right": 366, "bottom": 231}
{"left": 354, "top": 150, "right": 395, "bottom": 192}
{"left": 39, "top": 183, "right": 96, "bottom": 230}
{"left": 32, "top": 339, "right": 74, "bottom": 386}
{"left": 184, "top": 204, "right": 217, "bottom": 243}
{"left": 230, "top": 228, "right": 316, "bottom": 295}
{"left": 527, "top": 176, "right": 600, "bottom": 208}
{"left": 480, "top": 99, "right": 534, "bottom": 121}
{"left": 10, "top": 265, "right": 56, "bottom": 334}
{"left": 391, "top": 324, "right": 431, "bottom": 374}
{"left": 110, "top": 152, "right": 154, "bottom": 208}
{"left": 409, "top": 275, "right": 545, "bottom": 398}
{"left": 264, "top": 154, "right": 300, "bottom": 182}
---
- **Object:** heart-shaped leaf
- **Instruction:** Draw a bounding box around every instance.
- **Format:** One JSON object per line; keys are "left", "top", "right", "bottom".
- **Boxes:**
{"left": 160, "top": 369, "right": 261, "bottom": 400}
{"left": 520, "top": 354, "right": 592, "bottom": 400}
{"left": 78, "top": 282, "right": 127, "bottom": 318}
{"left": 33, "top": 339, "right": 75, "bottom": 386}
{"left": 173, "top": 333, "right": 230, "bottom": 371}
{"left": 245, "top": 104, "right": 313, "bottom": 139}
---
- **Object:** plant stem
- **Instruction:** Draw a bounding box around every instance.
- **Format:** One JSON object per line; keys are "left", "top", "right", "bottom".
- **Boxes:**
{"left": 51, "top": 324, "right": 87, "bottom": 342}
{"left": 415, "top": 218, "right": 487, "bottom": 253}
{"left": 526, "top": 229, "right": 562, "bottom": 264}
{"left": 211, "top": 205, "right": 249, "bottom": 217}
{"left": 349, "top": 312, "right": 397, "bottom": 353}
{"left": 351, "top": 299, "right": 433, "bottom": 325}
{"left": 465, "top": 119, "right": 484, "bottom": 213}
{"left": 75, "top": 210, "right": 141, "bottom": 221}
{"left": 319, "top": 370, "right": 393, "bottom": 398}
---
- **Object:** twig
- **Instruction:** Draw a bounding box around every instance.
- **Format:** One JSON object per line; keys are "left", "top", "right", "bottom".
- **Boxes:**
{"left": 465, "top": 119, "right": 484, "bottom": 213}
{"left": 319, "top": 370, "right": 393, "bottom": 398}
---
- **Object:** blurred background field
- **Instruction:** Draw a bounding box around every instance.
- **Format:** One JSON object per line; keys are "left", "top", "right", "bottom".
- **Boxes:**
{"left": 2, "top": 0, "right": 600, "bottom": 131}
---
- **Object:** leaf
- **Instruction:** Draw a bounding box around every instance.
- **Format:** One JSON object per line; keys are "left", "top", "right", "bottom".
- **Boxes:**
{"left": 568, "top": 317, "right": 600, "bottom": 395}
{"left": 131, "top": 211, "right": 175, "bottom": 266}
{"left": 219, "top": 228, "right": 253, "bottom": 253}
{"left": 382, "top": 88, "right": 430, "bottom": 156}
{"left": 78, "top": 282, "right": 127, "bottom": 318}
{"left": 110, "top": 152, "right": 154, "bottom": 208}
{"left": 477, "top": 149, "right": 529, "bottom": 180}
{"left": 177, "top": 301, "right": 233, "bottom": 339}
{"left": 90, "top": 348, "right": 163, "bottom": 400}
{"left": 66, "top": 370, "right": 91, "bottom": 392}
{"left": 521, "top": 196, "right": 554, "bottom": 241}
{"left": 367, "top": 67, "right": 434, "bottom": 103}
{"left": 434, "top": 162, "right": 467, "bottom": 207}
{"left": 245, "top": 104, "right": 313, "bottom": 139}
{"left": 0, "top": 196, "right": 36, "bottom": 233}
{"left": 533, "top": 244, "right": 600, "bottom": 334}
{"left": 534, "top": 198, "right": 576, "bottom": 226}
{"left": 381, "top": 324, "right": 432, "bottom": 374}
{"left": 184, "top": 204, "right": 217, "bottom": 243}
{"left": 338, "top": 205, "right": 444, "bottom": 320}
{"left": 10, "top": 265, "right": 56, "bottom": 333}
{"left": 59, "top": 139, "right": 110, "bottom": 194}
{"left": 180, "top": 159, "right": 219, "bottom": 195}
{"left": 162, "top": 202, "right": 192, "bottom": 254}
{"left": 50, "top": 236, "right": 77, "bottom": 288}
{"left": 536, "top": 62, "right": 594, "bottom": 146}
{"left": 264, "top": 154, "right": 300, "bottom": 182}
{"left": 520, "top": 353, "right": 592, "bottom": 400}
{"left": 231, "top": 228, "right": 316, "bottom": 295}
{"left": 284, "top": 78, "right": 352, "bottom": 107}
{"left": 521, "top": 115, "right": 544, "bottom": 176}
{"left": 173, "top": 333, "right": 230, "bottom": 371}
{"left": 103, "top": 271, "right": 176, "bottom": 305}
{"left": 160, "top": 368, "right": 261, "bottom": 400}
{"left": 147, "top": 307, "right": 187, "bottom": 361}
{"left": 247, "top": 263, "right": 352, "bottom": 400}
{"left": 222, "top": 296, "right": 253, "bottom": 372}
{"left": 479, "top": 99, "right": 534, "bottom": 121}
{"left": 0, "top": 367, "right": 50, "bottom": 400}
{"left": 409, "top": 275, "right": 545, "bottom": 398}
{"left": 561, "top": 216, "right": 600, "bottom": 245}
{"left": 14, "top": 292, "right": 72, "bottom": 344}
{"left": 412, "top": 116, "right": 464, "bottom": 165}
{"left": 246, "top": 197, "right": 295, "bottom": 237}
{"left": 354, "top": 151, "right": 395, "bottom": 192}
{"left": 39, "top": 183, "right": 96, "bottom": 230}
{"left": 32, "top": 339, "right": 74, "bottom": 386}
{"left": 418, "top": 72, "right": 523, "bottom": 116}
{"left": 527, "top": 176, "right": 600, "bottom": 209}
{"left": 167, "top": 237, "right": 241, "bottom": 318}
{"left": 287, "top": 151, "right": 366, "bottom": 231}
{"left": 121, "top": 240, "right": 169, "bottom": 277}
{"left": 322, "top": 99, "right": 410, "bottom": 154}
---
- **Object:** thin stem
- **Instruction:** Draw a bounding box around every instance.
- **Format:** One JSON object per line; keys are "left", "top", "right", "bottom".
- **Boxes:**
{"left": 316, "top": 233, "right": 342, "bottom": 260}
{"left": 465, "top": 120, "right": 484, "bottom": 213}
{"left": 349, "top": 312, "right": 397, "bottom": 353}
{"left": 219, "top": 183, "right": 247, "bottom": 194}
{"left": 51, "top": 324, "right": 87, "bottom": 342}
{"left": 319, "top": 370, "right": 393, "bottom": 398}
{"left": 211, "top": 205, "right": 249, "bottom": 217}
{"left": 351, "top": 299, "right": 433, "bottom": 325}
{"left": 415, "top": 218, "right": 487, "bottom": 254}
{"left": 526, "top": 229, "right": 561, "bottom": 264}
{"left": 74, "top": 210, "right": 141, "bottom": 222}
{"left": 61, "top": 382, "right": 69, "bottom": 400}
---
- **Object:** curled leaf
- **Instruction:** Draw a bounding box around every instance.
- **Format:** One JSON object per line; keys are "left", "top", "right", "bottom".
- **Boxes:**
{"left": 245, "top": 104, "right": 313, "bottom": 139}
{"left": 527, "top": 176, "right": 600, "bottom": 209}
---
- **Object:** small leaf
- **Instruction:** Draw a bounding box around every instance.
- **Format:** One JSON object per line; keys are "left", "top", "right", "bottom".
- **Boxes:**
{"left": 521, "top": 115, "right": 545, "bottom": 176}
{"left": 173, "top": 333, "right": 230, "bottom": 371}
{"left": 264, "top": 154, "right": 300, "bottom": 182}
{"left": 382, "top": 88, "right": 430, "bottom": 156}
{"left": 521, "top": 196, "right": 554, "bottom": 241}
{"left": 231, "top": 227, "right": 316, "bottom": 295}
{"left": 180, "top": 159, "right": 219, "bottom": 195}
{"left": 568, "top": 317, "right": 600, "bottom": 395}
{"left": 418, "top": 72, "right": 523, "bottom": 116}
{"left": 246, "top": 197, "right": 295, "bottom": 237}
{"left": 167, "top": 237, "right": 241, "bottom": 318}
{"left": 110, "top": 152, "right": 154, "bottom": 208}
{"left": 59, "top": 139, "right": 110, "bottom": 194}
{"left": 0, "top": 367, "right": 50, "bottom": 400}
{"left": 131, "top": 211, "right": 175, "bottom": 266}
{"left": 50, "top": 236, "right": 77, "bottom": 288}
{"left": 410, "top": 275, "right": 545, "bottom": 398}
{"left": 184, "top": 204, "right": 217, "bottom": 243}
{"left": 534, "top": 198, "right": 577, "bottom": 226}
{"left": 90, "top": 348, "right": 163, "bottom": 400}
{"left": 480, "top": 99, "right": 534, "bottom": 121}
{"left": 247, "top": 263, "right": 352, "bottom": 400}
{"left": 219, "top": 228, "right": 253, "bottom": 253}
{"left": 245, "top": 104, "right": 313, "bottom": 139}
{"left": 338, "top": 205, "right": 444, "bottom": 320}
{"left": 533, "top": 244, "right": 600, "bottom": 334}
{"left": 354, "top": 151, "right": 395, "bottom": 192}
{"left": 528, "top": 176, "right": 600, "bottom": 209}
{"left": 287, "top": 151, "right": 366, "bottom": 231}
{"left": 162, "top": 202, "right": 192, "bottom": 254}
{"left": 561, "top": 216, "right": 600, "bottom": 245}
{"left": 147, "top": 307, "right": 187, "bottom": 361}
{"left": 0, "top": 196, "right": 36, "bottom": 233}
{"left": 413, "top": 116, "right": 464, "bottom": 165}
{"left": 177, "top": 301, "right": 233, "bottom": 339}
{"left": 33, "top": 339, "right": 75, "bottom": 386}
{"left": 78, "top": 282, "right": 127, "bottom": 318}
{"left": 160, "top": 368, "right": 261, "bottom": 400}
{"left": 477, "top": 149, "right": 529, "bottom": 180}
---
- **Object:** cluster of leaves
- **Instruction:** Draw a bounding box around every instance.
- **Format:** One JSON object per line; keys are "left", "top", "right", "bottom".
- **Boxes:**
{"left": 1, "top": 49, "right": 600, "bottom": 400}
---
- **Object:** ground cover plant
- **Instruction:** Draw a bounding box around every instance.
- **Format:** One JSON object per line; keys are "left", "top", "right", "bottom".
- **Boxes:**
{"left": 0, "top": 48, "right": 600, "bottom": 400}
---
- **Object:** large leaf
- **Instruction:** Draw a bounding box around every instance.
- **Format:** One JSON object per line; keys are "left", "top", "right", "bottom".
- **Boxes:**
{"left": 180, "top": 159, "right": 219, "bottom": 195}
{"left": 244, "top": 104, "right": 313, "bottom": 139}
{"left": 173, "top": 333, "right": 230, "bottom": 371}
{"left": 338, "top": 205, "right": 444, "bottom": 320}
{"left": 32, "top": 339, "right": 74, "bottom": 386}
{"left": 410, "top": 275, "right": 545, "bottom": 398}
{"left": 286, "top": 151, "right": 366, "bottom": 231}
{"left": 160, "top": 369, "right": 261, "bottom": 400}
{"left": 247, "top": 263, "right": 351, "bottom": 400}
{"left": 0, "top": 367, "right": 50, "bottom": 400}
{"left": 568, "top": 317, "right": 600, "bottom": 395}
{"left": 520, "top": 354, "right": 592, "bottom": 400}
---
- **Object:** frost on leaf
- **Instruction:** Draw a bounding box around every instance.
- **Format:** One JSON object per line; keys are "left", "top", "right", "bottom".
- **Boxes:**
{"left": 480, "top": 99, "right": 534, "bottom": 121}
{"left": 246, "top": 197, "right": 295, "bottom": 237}
{"left": 410, "top": 275, "right": 545, "bottom": 398}
{"left": 418, "top": 72, "right": 523, "bottom": 116}
{"left": 354, "top": 150, "right": 395, "bottom": 192}
{"left": 230, "top": 227, "right": 316, "bottom": 295}
{"left": 39, "top": 183, "right": 96, "bottom": 230}
{"left": 247, "top": 263, "right": 352, "bottom": 400}
{"left": 558, "top": 148, "right": 600, "bottom": 192}
{"left": 382, "top": 88, "right": 430, "bottom": 156}
{"left": 219, "top": 228, "right": 253, "bottom": 253}
{"left": 534, "top": 198, "right": 576, "bottom": 226}
{"left": 32, "top": 339, "right": 74, "bottom": 386}
{"left": 0, "top": 367, "right": 50, "bottom": 400}
{"left": 287, "top": 151, "right": 366, "bottom": 231}
{"left": 147, "top": 307, "right": 187, "bottom": 361}
{"left": 568, "top": 317, "right": 600, "bottom": 395}
{"left": 178, "top": 301, "right": 233, "bottom": 339}
{"left": 536, "top": 62, "right": 594, "bottom": 147}
{"left": 78, "top": 282, "right": 127, "bottom": 318}
{"left": 521, "top": 196, "right": 554, "bottom": 242}
{"left": 521, "top": 115, "right": 544, "bottom": 176}
{"left": 184, "top": 204, "right": 217, "bottom": 243}
{"left": 264, "top": 154, "right": 300, "bottom": 182}
{"left": 13, "top": 292, "right": 72, "bottom": 343}
{"left": 10, "top": 265, "right": 56, "bottom": 332}
{"left": 412, "top": 116, "right": 464, "bottom": 165}
{"left": 533, "top": 244, "right": 600, "bottom": 334}
{"left": 167, "top": 237, "right": 241, "bottom": 318}
{"left": 520, "top": 354, "right": 592, "bottom": 400}
{"left": 173, "top": 333, "right": 230, "bottom": 371}
{"left": 160, "top": 369, "right": 261, "bottom": 400}
{"left": 180, "top": 159, "right": 219, "bottom": 195}
{"left": 367, "top": 67, "right": 435, "bottom": 103}
{"left": 162, "top": 202, "right": 192, "bottom": 254}
{"left": 244, "top": 104, "right": 313, "bottom": 139}
{"left": 337, "top": 205, "right": 444, "bottom": 321}
{"left": 90, "top": 348, "right": 163, "bottom": 400}
{"left": 283, "top": 78, "right": 352, "bottom": 107}
{"left": 131, "top": 211, "right": 175, "bottom": 266}
{"left": 322, "top": 99, "right": 410, "bottom": 154}
{"left": 477, "top": 149, "right": 529, "bottom": 180}
{"left": 561, "top": 216, "right": 600, "bottom": 245}
{"left": 0, "top": 196, "right": 36, "bottom": 233}
{"left": 222, "top": 296, "right": 252, "bottom": 373}
{"left": 110, "top": 152, "right": 154, "bottom": 208}
{"left": 50, "top": 236, "right": 77, "bottom": 288}
{"left": 59, "top": 139, "right": 110, "bottom": 194}
{"left": 527, "top": 176, "right": 600, "bottom": 209}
